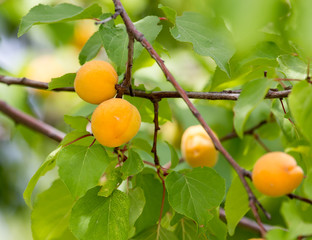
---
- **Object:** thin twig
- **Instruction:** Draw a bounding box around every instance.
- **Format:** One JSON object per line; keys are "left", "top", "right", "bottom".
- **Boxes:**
{"left": 63, "top": 133, "right": 93, "bottom": 147}
{"left": 0, "top": 99, "right": 65, "bottom": 142}
{"left": 112, "top": 0, "right": 268, "bottom": 236}
{"left": 253, "top": 133, "right": 271, "bottom": 152}
{"left": 95, "top": 7, "right": 122, "bottom": 25}
{"left": 287, "top": 193, "right": 312, "bottom": 205}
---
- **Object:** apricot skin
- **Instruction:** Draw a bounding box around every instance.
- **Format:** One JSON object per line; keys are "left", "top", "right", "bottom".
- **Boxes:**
{"left": 91, "top": 98, "right": 141, "bottom": 148}
{"left": 181, "top": 125, "right": 218, "bottom": 168}
{"left": 252, "top": 152, "right": 304, "bottom": 197}
{"left": 74, "top": 60, "right": 118, "bottom": 104}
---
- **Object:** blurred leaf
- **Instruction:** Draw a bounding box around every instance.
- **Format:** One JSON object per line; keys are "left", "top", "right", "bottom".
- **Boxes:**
{"left": 131, "top": 225, "right": 178, "bottom": 240}
{"left": 303, "top": 169, "right": 312, "bottom": 199}
{"left": 129, "top": 187, "right": 145, "bottom": 227}
{"left": 281, "top": 201, "right": 312, "bottom": 239}
{"left": 98, "top": 167, "right": 122, "bottom": 198}
{"left": 225, "top": 176, "right": 250, "bottom": 236}
{"left": 205, "top": 210, "right": 227, "bottom": 240}
{"left": 121, "top": 149, "right": 144, "bottom": 180}
{"left": 174, "top": 218, "right": 206, "bottom": 240}
{"left": 54, "top": 228, "right": 77, "bottom": 240}
{"left": 170, "top": 12, "right": 235, "bottom": 76}
{"left": 277, "top": 55, "right": 309, "bottom": 79}
{"left": 18, "top": 3, "right": 102, "bottom": 37}
{"left": 57, "top": 144, "right": 111, "bottom": 198}
{"left": 100, "top": 16, "right": 162, "bottom": 74}
{"left": 134, "top": 173, "right": 170, "bottom": 233}
{"left": 24, "top": 146, "right": 61, "bottom": 209}
{"left": 165, "top": 141, "right": 179, "bottom": 169}
{"left": 159, "top": 4, "right": 176, "bottom": 24}
{"left": 70, "top": 188, "right": 129, "bottom": 240}
{"left": 234, "top": 78, "right": 272, "bottom": 138}
{"left": 48, "top": 73, "right": 75, "bottom": 90}
{"left": 266, "top": 229, "right": 289, "bottom": 240}
{"left": 64, "top": 115, "right": 89, "bottom": 132}
{"left": 31, "top": 179, "right": 75, "bottom": 240}
{"left": 289, "top": 81, "right": 312, "bottom": 146}
{"left": 79, "top": 31, "right": 102, "bottom": 65}
{"left": 131, "top": 138, "right": 153, "bottom": 157}
{"left": 165, "top": 168, "right": 225, "bottom": 227}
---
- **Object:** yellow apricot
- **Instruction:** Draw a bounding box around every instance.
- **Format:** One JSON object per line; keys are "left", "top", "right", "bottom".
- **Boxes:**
{"left": 73, "top": 20, "right": 97, "bottom": 49}
{"left": 91, "top": 98, "right": 141, "bottom": 147}
{"left": 252, "top": 152, "right": 304, "bottom": 197}
{"left": 74, "top": 60, "right": 118, "bottom": 104}
{"left": 181, "top": 125, "right": 218, "bottom": 168}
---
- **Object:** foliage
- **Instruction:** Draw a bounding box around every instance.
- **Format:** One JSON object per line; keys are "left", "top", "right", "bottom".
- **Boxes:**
{"left": 1, "top": 0, "right": 312, "bottom": 240}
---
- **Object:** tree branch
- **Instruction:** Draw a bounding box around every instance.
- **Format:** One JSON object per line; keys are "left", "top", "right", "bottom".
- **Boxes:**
{"left": 112, "top": 0, "right": 268, "bottom": 235}
{"left": 0, "top": 99, "right": 65, "bottom": 142}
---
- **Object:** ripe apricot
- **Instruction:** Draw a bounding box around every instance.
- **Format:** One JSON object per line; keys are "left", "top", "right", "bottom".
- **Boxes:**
{"left": 91, "top": 98, "right": 141, "bottom": 147}
{"left": 181, "top": 125, "right": 218, "bottom": 168}
{"left": 252, "top": 152, "right": 304, "bottom": 197}
{"left": 74, "top": 60, "right": 118, "bottom": 104}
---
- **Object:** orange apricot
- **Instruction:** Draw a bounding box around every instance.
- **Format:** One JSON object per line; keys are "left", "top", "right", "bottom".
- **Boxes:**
{"left": 252, "top": 152, "right": 304, "bottom": 197}
{"left": 91, "top": 98, "right": 141, "bottom": 147}
{"left": 74, "top": 60, "right": 118, "bottom": 104}
{"left": 181, "top": 125, "right": 218, "bottom": 168}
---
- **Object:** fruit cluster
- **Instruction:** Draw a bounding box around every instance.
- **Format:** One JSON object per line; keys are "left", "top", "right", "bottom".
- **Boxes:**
{"left": 74, "top": 60, "right": 141, "bottom": 147}
{"left": 181, "top": 125, "right": 304, "bottom": 197}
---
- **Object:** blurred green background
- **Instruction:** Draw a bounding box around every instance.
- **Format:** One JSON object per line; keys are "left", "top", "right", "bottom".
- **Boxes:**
{"left": 0, "top": 0, "right": 310, "bottom": 239}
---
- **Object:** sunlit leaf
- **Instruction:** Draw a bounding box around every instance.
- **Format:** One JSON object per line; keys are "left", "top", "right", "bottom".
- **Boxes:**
{"left": 48, "top": 73, "right": 75, "bottom": 90}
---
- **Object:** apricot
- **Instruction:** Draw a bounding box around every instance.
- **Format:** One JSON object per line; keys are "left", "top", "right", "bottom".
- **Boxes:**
{"left": 74, "top": 60, "right": 118, "bottom": 104}
{"left": 181, "top": 125, "right": 218, "bottom": 168}
{"left": 91, "top": 98, "right": 141, "bottom": 147}
{"left": 252, "top": 152, "right": 304, "bottom": 197}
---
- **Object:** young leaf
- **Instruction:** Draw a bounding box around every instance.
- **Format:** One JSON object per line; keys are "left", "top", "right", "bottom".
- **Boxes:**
{"left": 121, "top": 149, "right": 144, "bottom": 179}
{"left": 170, "top": 12, "right": 235, "bottom": 76}
{"left": 79, "top": 31, "right": 102, "bottom": 65}
{"left": 233, "top": 78, "right": 272, "bottom": 138}
{"left": 224, "top": 176, "right": 250, "bottom": 236}
{"left": 18, "top": 3, "right": 102, "bottom": 37}
{"left": 70, "top": 188, "right": 129, "bottom": 240}
{"left": 57, "top": 144, "right": 112, "bottom": 198}
{"left": 64, "top": 115, "right": 89, "bottom": 132}
{"left": 131, "top": 225, "right": 178, "bottom": 240}
{"left": 99, "top": 16, "right": 162, "bottom": 74}
{"left": 165, "top": 142, "right": 179, "bottom": 169}
{"left": 289, "top": 81, "right": 312, "bottom": 146}
{"left": 165, "top": 167, "right": 225, "bottom": 227}
{"left": 24, "top": 147, "right": 61, "bottom": 209}
{"left": 48, "top": 73, "right": 75, "bottom": 90}
{"left": 129, "top": 187, "right": 146, "bottom": 227}
{"left": 158, "top": 4, "right": 177, "bottom": 24}
{"left": 31, "top": 179, "right": 75, "bottom": 240}
{"left": 134, "top": 173, "right": 170, "bottom": 234}
{"left": 277, "top": 55, "right": 309, "bottom": 79}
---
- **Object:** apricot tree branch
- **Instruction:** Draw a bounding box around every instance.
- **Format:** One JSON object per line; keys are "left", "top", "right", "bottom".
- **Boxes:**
{"left": 287, "top": 193, "right": 312, "bottom": 205}
{"left": 112, "top": 0, "right": 268, "bottom": 236}
{"left": 0, "top": 99, "right": 65, "bottom": 142}
{"left": 0, "top": 75, "right": 291, "bottom": 100}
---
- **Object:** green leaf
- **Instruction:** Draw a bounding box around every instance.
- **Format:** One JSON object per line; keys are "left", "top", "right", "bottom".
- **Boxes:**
{"left": 79, "top": 31, "right": 102, "bottom": 65}
{"left": 129, "top": 187, "right": 146, "bottom": 227}
{"left": 205, "top": 210, "right": 227, "bottom": 240}
{"left": 165, "top": 168, "right": 225, "bottom": 227}
{"left": 134, "top": 173, "right": 170, "bottom": 233}
{"left": 18, "top": 3, "right": 102, "bottom": 37}
{"left": 98, "top": 167, "right": 122, "bottom": 197}
{"left": 289, "top": 81, "right": 312, "bottom": 146}
{"left": 303, "top": 169, "right": 312, "bottom": 199}
{"left": 64, "top": 115, "right": 89, "bottom": 132}
{"left": 100, "top": 16, "right": 162, "bottom": 74}
{"left": 48, "top": 73, "right": 75, "bottom": 90}
{"left": 70, "top": 188, "right": 129, "bottom": 240}
{"left": 281, "top": 201, "right": 312, "bottom": 239}
{"left": 159, "top": 4, "right": 177, "bottom": 24}
{"left": 277, "top": 55, "right": 309, "bottom": 79}
{"left": 224, "top": 176, "right": 250, "bottom": 236}
{"left": 131, "top": 138, "right": 153, "bottom": 157}
{"left": 266, "top": 229, "right": 289, "bottom": 240}
{"left": 170, "top": 12, "right": 235, "bottom": 76}
{"left": 121, "top": 149, "right": 144, "bottom": 179}
{"left": 57, "top": 144, "right": 111, "bottom": 198}
{"left": 24, "top": 147, "right": 61, "bottom": 209}
{"left": 31, "top": 179, "right": 75, "bottom": 240}
{"left": 165, "top": 142, "right": 179, "bottom": 169}
{"left": 233, "top": 78, "right": 272, "bottom": 138}
{"left": 174, "top": 218, "right": 203, "bottom": 240}
{"left": 131, "top": 225, "right": 178, "bottom": 240}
